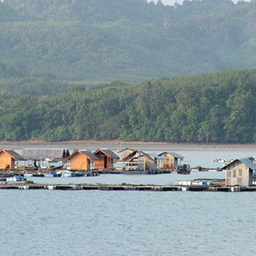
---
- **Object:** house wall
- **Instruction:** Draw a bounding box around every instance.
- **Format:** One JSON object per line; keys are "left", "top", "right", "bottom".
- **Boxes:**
{"left": 160, "top": 153, "right": 175, "bottom": 169}
{"left": 0, "top": 152, "right": 13, "bottom": 170}
{"left": 70, "top": 153, "right": 90, "bottom": 171}
{"left": 138, "top": 156, "right": 157, "bottom": 171}
{"left": 95, "top": 156, "right": 114, "bottom": 169}
{"left": 225, "top": 162, "right": 252, "bottom": 186}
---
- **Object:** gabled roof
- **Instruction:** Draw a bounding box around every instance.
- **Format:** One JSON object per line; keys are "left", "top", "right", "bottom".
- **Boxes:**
{"left": 66, "top": 150, "right": 99, "bottom": 161}
{"left": 222, "top": 158, "right": 256, "bottom": 171}
{"left": 158, "top": 152, "right": 184, "bottom": 158}
{"left": 80, "top": 151, "right": 99, "bottom": 161}
{"left": 137, "top": 151, "right": 156, "bottom": 160}
{"left": 118, "top": 148, "right": 135, "bottom": 153}
{"left": 120, "top": 150, "right": 138, "bottom": 161}
{"left": 94, "top": 149, "right": 119, "bottom": 159}
{"left": 0, "top": 149, "right": 24, "bottom": 160}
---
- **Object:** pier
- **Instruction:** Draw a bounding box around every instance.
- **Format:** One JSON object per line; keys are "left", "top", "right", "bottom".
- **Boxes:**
{"left": 0, "top": 182, "right": 256, "bottom": 192}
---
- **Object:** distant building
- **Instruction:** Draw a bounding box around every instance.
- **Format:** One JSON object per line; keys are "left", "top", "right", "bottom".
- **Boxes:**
{"left": 93, "top": 149, "right": 119, "bottom": 170}
{"left": 22, "top": 148, "right": 67, "bottom": 170}
{"left": 222, "top": 158, "right": 256, "bottom": 186}
{"left": 22, "top": 148, "right": 64, "bottom": 160}
{"left": 119, "top": 151, "right": 162, "bottom": 172}
{"left": 65, "top": 150, "right": 99, "bottom": 171}
{"left": 119, "top": 148, "right": 138, "bottom": 161}
{"left": 158, "top": 152, "right": 184, "bottom": 170}
{"left": 137, "top": 152, "right": 163, "bottom": 171}
{"left": 0, "top": 149, "right": 24, "bottom": 170}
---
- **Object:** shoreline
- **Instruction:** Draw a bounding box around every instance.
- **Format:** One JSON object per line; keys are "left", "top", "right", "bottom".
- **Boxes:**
{"left": 0, "top": 140, "right": 256, "bottom": 151}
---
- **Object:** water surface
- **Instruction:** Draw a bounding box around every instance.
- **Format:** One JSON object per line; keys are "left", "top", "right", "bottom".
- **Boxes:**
{"left": 1, "top": 190, "right": 255, "bottom": 256}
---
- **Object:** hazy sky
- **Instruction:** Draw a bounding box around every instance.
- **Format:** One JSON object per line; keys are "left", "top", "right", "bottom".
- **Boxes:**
{"left": 150, "top": 0, "right": 250, "bottom": 5}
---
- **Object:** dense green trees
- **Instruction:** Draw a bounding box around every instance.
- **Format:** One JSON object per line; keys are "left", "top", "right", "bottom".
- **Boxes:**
{"left": 1, "top": 0, "right": 256, "bottom": 143}
{"left": 0, "top": 69, "right": 256, "bottom": 143}
{"left": 0, "top": 0, "right": 256, "bottom": 82}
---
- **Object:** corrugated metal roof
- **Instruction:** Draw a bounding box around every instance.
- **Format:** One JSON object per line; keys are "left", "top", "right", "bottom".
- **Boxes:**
{"left": 222, "top": 158, "right": 256, "bottom": 171}
{"left": 80, "top": 151, "right": 99, "bottom": 161}
{"left": 239, "top": 158, "right": 256, "bottom": 170}
{"left": 22, "top": 148, "right": 64, "bottom": 160}
{"left": 5, "top": 150, "right": 24, "bottom": 160}
{"left": 158, "top": 152, "right": 184, "bottom": 158}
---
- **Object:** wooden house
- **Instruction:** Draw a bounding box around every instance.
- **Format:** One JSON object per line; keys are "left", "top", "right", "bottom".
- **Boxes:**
{"left": 222, "top": 158, "right": 256, "bottom": 186}
{"left": 122, "top": 151, "right": 161, "bottom": 172}
{"left": 93, "top": 149, "right": 119, "bottom": 170}
{"left": 0, "top": 149, "right": 24, "bottom": 170}
{"left": 119, "top": 148, "right": 138, "bottom": 161}
{"left": 158, "top": 152, "right": 184, "bottom": 170}
{"left": 65, "top": 150, "right": 99, "bottom": 171}
{"left": 137, "top": 152, "right": 160, "bottom": 171}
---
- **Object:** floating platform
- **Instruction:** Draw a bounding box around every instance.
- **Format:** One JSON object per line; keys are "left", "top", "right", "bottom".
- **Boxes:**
{"left": 0, "top": 182, "right": 255, "bottom": 192}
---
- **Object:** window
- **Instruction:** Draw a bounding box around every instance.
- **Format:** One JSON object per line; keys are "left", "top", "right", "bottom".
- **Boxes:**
{"left": 233, "top": 169, "right": 237, "bottom": 178}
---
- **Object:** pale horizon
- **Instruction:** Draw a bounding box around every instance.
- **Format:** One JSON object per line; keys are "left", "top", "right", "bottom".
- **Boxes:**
{"left": 149, "top": 0, "right": 250, "bottom": 6}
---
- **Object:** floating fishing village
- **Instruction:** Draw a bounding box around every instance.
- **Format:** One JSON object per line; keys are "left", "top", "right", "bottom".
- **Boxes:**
{"left": 1, "top": 147, "right": 256, "bottom": 192}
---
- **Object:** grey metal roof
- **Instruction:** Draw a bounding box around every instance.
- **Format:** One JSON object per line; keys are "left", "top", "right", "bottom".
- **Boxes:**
{"left": 80, "top": 151, "right": 99, "bottom": 161}
{"left": 5, "top": 150, "right": 24, "bottom": 160}
{"left": 22, "top": 148, "right": 63, "bottom": 160}
{"left": 222, "top": 158, "right": 256, "bottom": 171}
{"left": 158, "top": 152, "right": 184, "bottom": 158}
{"left": 94, "top": 149, "right": 119, "bottom": 159}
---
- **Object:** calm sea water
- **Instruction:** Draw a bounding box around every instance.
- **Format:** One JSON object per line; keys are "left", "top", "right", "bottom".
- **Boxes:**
{"left": 1, "top": 147, "right": 256, "bottom": 256}
{"left": 1, "top": 187, "right": 256, "bottom": 256}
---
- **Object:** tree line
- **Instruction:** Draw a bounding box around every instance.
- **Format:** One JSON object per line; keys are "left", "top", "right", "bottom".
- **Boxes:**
{"left": 0, "top": 69, "right": 256, "bottom": 143}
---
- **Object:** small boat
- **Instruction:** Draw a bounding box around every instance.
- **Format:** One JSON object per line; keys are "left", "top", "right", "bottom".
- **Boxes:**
{"left": 177, "top": 164, "right": 191, "bottom": 174}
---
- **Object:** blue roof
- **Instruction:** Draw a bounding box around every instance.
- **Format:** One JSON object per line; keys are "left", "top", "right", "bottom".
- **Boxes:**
{"left": 222, "top": 158, "right": 256, "bottom": 171}
{"left": 239, "top": 158, "right": 256, "bottom": 170}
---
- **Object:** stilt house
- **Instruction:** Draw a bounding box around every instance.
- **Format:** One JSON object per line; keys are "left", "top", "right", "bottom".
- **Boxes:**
{"left": 158, "top": 152, "right": 184, "bottom": 170}
{"left": 0, "top": 149, "right": 24, "bottom": 170}
{"left": 93, "top": 149, "right": 119, "bottom": 170}
{"left": 65, "top": 150, "right": 99, "bottom": 171}
{"left": 119, "top": 148, "right": 138, "bottom": 162}
{"left": 121, "top": 151, "right": 161, "bottom": 172}
{"left": 222, "top": 158, "right": 256, "bottom": 186}
{"left": 22, "top": 148, "right": 65, "bottom": 169}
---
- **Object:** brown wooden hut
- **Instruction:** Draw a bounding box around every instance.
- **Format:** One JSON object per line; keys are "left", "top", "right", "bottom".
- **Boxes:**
{"left": 0, "top": 149, "right": 24, "bottom": 170}
{"left": 65, "top": 150, "right": 99, "bottom": 171}
{"left": 93, "top": 149, "right": 119, "bottom": 170}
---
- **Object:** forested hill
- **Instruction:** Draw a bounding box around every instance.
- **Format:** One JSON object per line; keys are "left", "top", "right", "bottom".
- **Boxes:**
{"left": 1, "top": 69, "right": 256, "bottom": 143}
{"left": 0, "top": 1, "right": 27, "bottom": 22}
{"left": 1, "top": 0, "right": 256, "bottom": 81}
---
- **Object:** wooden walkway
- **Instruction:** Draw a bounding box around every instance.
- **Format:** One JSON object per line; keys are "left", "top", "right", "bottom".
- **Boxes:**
{"left": 0, "top": 182, "right": 255, "bottom": 192}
